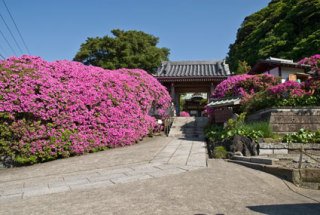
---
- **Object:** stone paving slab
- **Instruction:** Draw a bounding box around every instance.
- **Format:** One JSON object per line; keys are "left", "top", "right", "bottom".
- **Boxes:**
{"left": 1, "top": 159, "right": 320, "bottom": 215}
{"left": 69, "top": 180, "right": 114, "bottom": 190}
{"left": 97, "top": 167, "right": 134, "bottom": 175}
{"left": 0, "top": 139, "right": 207, "bottom": 201}
{"left": 48, "top": 185, "right": 70, "bottom": 194}
{"left": 147, "top": 167, "right": 186, "bottom": 178}
{"left": 0, "top": 118, "right": 208, "bottom": 201}
{"left": 110, "top": 174, "right": 152, "bottom": 184}
{"left": 23, "top": 187, "right": 51, "bottom": 198}
{"left": 88, "top": 173, "right": 127, "bottom": 182}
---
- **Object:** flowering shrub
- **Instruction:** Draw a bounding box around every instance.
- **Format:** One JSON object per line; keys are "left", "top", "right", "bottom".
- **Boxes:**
{"left": 179, "top": 111, "right": 190, "bottom": 117}
{"left": 210, "top": 74, "right": 279, "bottom": 117}
{"left": 244, "top": 54, "right": 320, "bottom": 112}
{"left": 205, "top": 105, "right": 215, "bottom": 123}
{"left": 244, "top": 81, "right": 318, "bottom": 113}
{"left": 298, "top": 54, "right": 320, "bottom": 94}
{"left": 303, "top": 78, "right": 320, "bottom": 93}
{"left": 212, "top": 74, "right": 279, "bottom": 99}
{"left": 298, "top": 54, "right": 320, "bottom": 75}
{"left": 210, "top": 54, "right": 320, "bottom": 115}
{"left": 267, "top": 81, "right": 307, "bottom": 97}
{"left": 212, "top": 74, "right": 251, "bottom": 98}
{"left": 0, "top": 56, "right": 171, "bottom": 165}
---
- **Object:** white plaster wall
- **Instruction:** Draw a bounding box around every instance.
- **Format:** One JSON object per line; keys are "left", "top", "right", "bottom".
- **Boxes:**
{"left": 264, "top": 66, "right": 305, "bottom": 82}
{"left": 269, "top": 67, "right": 279, "bottom": 76}
{"left": 281, "top": 67, "right": 304, "bottom": 80}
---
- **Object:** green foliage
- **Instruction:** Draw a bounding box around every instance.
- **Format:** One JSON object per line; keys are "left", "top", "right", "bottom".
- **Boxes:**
{"left": 205, "top": 124, "right": 224, "bottom": 142}
{"left": 244, "top": 121, "right": 274, "bottom": 139}
{"left": 0, "top": 116, "right": 77, "bottom": 165}
{"left": 243, "top": 91, "right": 320, "bottom": 114}
{"left": 282, "top": 129, "right": 320, "bottom": 144}
{"left": 14, "top": 155, "right": 37, "bottom": 165}
{"left": 236, "top": 60, "right": 251, "bottom": 74}
{"left": 227, "top": 0, "right": 320, "bottom": 73}
{"left": 205, "top": 113, "right": 272, "bottom": 142}
{"left": 74, "top": 29, "right": 170, "bottom": 73}
{"left": 0, "top": 113, "right": 15, "bottom": 159}
{"left": 241, "top": 91, "right": 271, "bottom": 113}
{"left": 275, "top": 95, "right": 320, "bottom": 107}
{"left": 179, "top": 93, "right": 186, "bottom": 111}
{"left": 225, "top": 112, "right": 246, "bottom": 130}
{"left": 213, "top": 146, "right": 228, "bottom": 159}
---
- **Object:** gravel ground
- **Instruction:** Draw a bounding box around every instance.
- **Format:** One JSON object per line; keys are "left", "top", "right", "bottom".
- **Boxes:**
{"left": 269, "top": 153, "right": 320, "bottom": 169}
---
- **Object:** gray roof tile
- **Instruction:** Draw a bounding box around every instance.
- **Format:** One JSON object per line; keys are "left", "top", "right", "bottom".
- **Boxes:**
{"left": 208, "top": 97, "right": 241, "bottom": 108}
{"left": 156, "top": 60, "right": 230, "bottom": 77}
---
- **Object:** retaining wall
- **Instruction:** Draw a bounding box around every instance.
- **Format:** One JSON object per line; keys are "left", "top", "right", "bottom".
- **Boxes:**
{"left": 247, "top": 107, "right": 320, "bottom": 133}
{"left": 259, "top": 142, "right": 320, "bottom": 155}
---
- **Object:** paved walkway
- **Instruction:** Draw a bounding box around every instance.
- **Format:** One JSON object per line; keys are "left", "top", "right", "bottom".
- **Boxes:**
{"left": 1, "top": 159, "right": 320, "bottom": 214}
{"left": 0, "top": 137, "right": 206, "bottom": 200}
{"left": 1, "top": 117, "right": 320, "bottom": 214}
{"left": 0, "top": 117, "right": 207, "bottom": 201}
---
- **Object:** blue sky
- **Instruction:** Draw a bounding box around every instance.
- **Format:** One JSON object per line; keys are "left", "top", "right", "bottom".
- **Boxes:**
{"left": 0, "top": 0, "right": 270, "bottom": 62}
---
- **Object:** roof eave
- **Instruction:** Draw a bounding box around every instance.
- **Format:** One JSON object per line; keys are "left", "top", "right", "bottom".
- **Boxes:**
{"left": 249, "top": 60, "right": 311, "bottom": 74}
{"left": 207, "top": 98, "right": 241, "bottom": 108}
{"left": 155, "top": 76, "right": 229, "bottom": 82}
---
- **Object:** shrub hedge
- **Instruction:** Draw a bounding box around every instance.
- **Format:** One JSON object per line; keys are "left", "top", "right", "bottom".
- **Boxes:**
{"left": 0, "top": 56, "right": 171, "bottom": 165}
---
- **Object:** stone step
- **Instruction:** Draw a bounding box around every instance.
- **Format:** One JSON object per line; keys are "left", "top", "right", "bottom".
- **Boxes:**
{"left": 170, "top": 135, "right": 204, "bottom": 138}
{"left": 168, "top": 117, "right": 208, "bottom": 139}
{"left": 231, "top": 155, "right": 278, "bottom": 165}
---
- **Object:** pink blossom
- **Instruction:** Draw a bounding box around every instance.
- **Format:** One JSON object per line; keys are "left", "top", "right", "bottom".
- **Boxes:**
{"left": 212, "top": 74, "right": 279, "bottom": 99}
{"left": 0, "top": 55, "right": 171, "bottom": 164}
{"left": 179, "top": 111, "right": 190, "bottom": 117}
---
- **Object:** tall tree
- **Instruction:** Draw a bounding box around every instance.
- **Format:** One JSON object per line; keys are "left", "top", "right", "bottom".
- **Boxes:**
{"left": 74, "top": 29, "right": 170, "bottom": 73}
{"left": 227, "top": 0, "right": 320, "bottom": 73}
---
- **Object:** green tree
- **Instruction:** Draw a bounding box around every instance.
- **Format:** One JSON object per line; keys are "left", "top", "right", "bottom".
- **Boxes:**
{"left": 74, "top": 29, "right": 170, "bottom": 73}
{"left": 236, "top": 60, "right": 251, "bottom": 74}
{"left": 227, "top": 0, "right": 320, "bottom": 73}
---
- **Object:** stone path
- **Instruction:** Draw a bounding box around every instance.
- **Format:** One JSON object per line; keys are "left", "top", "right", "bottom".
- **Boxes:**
{"left": 1, "top": 117, "right": 320, "bottom": 214}
{"left": 0, "top": 117, "right": 207, "bottom": 201}
{"left": 169, "top": 116, "right": 208, "bottom": 139}
{"left": 2, "top": 160, "right": 320, "bottom": 215}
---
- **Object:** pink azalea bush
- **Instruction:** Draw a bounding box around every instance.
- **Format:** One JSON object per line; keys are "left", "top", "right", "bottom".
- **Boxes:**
{"left": 212, "top": 74, "right": 279, "bottom": 99}
{"left": 179, "top": 111, "right": 190, "bottom": 117}
{"left": 209, "top": 74, "right": 279, "bottom": 117}
{"left": 244, "top": 81, "right": 317, "bottom": 113}
{"left": 212, "top": 74, "right": 252, "bottom": 98}
{"left": 209, "top": 54, "right": 320, "bottom": 116}
{"left": 0, "top": 56, "right": 171, "bottom": 165}
{"left": 299, "top": 54, "right": 320, "bottom": 94}
{"left": 298, "top": 54, "right": 320, "bottom": 75}
{"left": 267, "top": 81, "right": 306, "bottom": 98}
{"left": 303, "top": 78, "right": 320, "bottom": 93}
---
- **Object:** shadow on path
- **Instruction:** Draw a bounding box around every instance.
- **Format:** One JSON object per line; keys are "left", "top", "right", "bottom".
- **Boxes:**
{"left": 170, "top": 117, "right": 208, "bottom": 141}
{"left": 247, "top": 203, "right": 320, "bottom": 215}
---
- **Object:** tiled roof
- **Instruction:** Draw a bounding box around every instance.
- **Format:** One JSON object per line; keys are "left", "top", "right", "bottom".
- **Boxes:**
{"left": 155, "top": 60, "right": 231, "bottom": 77}
{"left": 207, "top": 97, "right": 241, "bottom": 108}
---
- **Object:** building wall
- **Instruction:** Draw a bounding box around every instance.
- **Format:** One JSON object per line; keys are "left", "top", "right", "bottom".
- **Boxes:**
{"left": 268, "top": 67, "right": 279, "bottom": 76}
{"left": 281, "top": 67, "right": 304, "bottom": 80}
{"left": 264, "top": 66, "right": 305, "bottom": 82}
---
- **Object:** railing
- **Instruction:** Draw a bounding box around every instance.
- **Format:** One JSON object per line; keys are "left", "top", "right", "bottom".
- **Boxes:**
{"left": 298, "top": 145, "right": 320, "bottom": 169}
{"left": 164, "top": 117, "right": 174, "bottom": 136}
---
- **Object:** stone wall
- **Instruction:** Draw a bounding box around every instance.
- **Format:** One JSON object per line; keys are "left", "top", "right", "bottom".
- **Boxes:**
{"left": 247, "top": 107, "right": 320, "bottom": 133}
{"left": 259, "top": 142, "right": 320, "bottom": 155}
{"left": 259, "top": 143, "right": 288, "bottom": 155}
